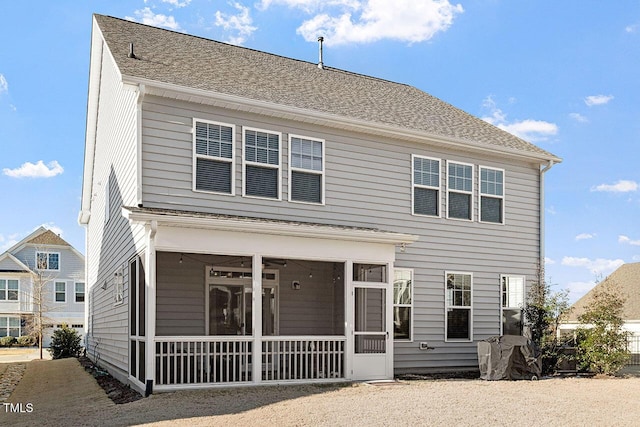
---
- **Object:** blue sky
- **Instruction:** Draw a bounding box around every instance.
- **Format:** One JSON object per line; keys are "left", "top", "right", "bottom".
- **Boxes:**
{"left": 1, "top": 1, "right": 638, "bottom": 302}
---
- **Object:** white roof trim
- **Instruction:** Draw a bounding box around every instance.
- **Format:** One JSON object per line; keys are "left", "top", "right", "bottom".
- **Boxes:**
{"left": 122, "top": 207, "right": 419, "bottom": 246}
{"left": 123, "top": 76, "right": 562, "bottom": 164}
{"left": 0, "top": 253, "right": 34, "bottom": 274}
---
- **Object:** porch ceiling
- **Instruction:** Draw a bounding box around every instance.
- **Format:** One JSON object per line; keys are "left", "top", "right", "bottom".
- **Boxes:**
{"left": 122, "top": 206, "right": 418, "bottom": 245}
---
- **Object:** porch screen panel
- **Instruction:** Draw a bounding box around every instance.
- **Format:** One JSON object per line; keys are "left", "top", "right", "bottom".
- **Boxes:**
{"left": 130, "top": 259, "right": 137, "bottom": 335}
{"left": 354, "top": 287, "right": 386, "bottom": 354}
{"left": 196, "top": 158, "right": 232, "bottom": 193}
{"left": 138, "top": 256, "right": 146, "bottom": 336}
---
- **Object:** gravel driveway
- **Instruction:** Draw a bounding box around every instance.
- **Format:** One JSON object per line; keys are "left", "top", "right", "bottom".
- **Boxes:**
{"left": 3, "top": 359, "right": 640, "bottom": 426}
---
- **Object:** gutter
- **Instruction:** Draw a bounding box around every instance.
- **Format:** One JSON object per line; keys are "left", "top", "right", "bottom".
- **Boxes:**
{"left": 539, "top": 160, "right": 556, "bottom": 265}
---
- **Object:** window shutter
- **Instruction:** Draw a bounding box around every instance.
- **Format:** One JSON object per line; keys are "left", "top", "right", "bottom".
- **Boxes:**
{"left": 481, "top": 196, "right": 502, "bottom": 223}
{"left": 246, "top": 165, "right": 278, "bottom": 198}
{"left": 414, "top": 187, "right": 438, "bottom": 216}
{"left": 196, "top": 158, "right": 232, "bottom": 193}
{"left": 448, "top": 192, "right": 471, "bottom": 219}
{"left": 291, "top": 171, "right": 321, "bottom": 203}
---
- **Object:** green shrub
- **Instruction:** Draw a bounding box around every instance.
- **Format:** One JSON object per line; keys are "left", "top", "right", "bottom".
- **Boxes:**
{"left": 0, "top": 336, "right": 17, "bottom": 347}
{"left": 17, "top": 335, "right": 35, "bottom": 347}
{"left": 575, "top": 281, "right": 630, "bottom": 375}
{"left": 48, "top": 324, "right": 82, "bottom": 359}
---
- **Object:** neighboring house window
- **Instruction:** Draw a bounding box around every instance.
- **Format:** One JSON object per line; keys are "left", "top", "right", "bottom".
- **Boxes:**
{"left": 289, "top": 135, "right": 324, "bottom": 204}
{"left": 393, "top": 269, "right": 413, "bottom": 341}
{"left": 193, "top": 120, "right": 235, "bottom": 194}
{"left": 412, "top": 155, "right": 440, "bottom": 217}
{"left": 75, "top": 282, "right": 85, "bottom": 303}
{"left": 114, "top": 268, "right": 124, "bottom": 306}
{"left": 0, "top": 279, "right": 19, "bottom": 301}
{"left": 445, "top": 272, "right": 472, "bottom": 341}
{"left": 480, "top": 166, "right": 505, "bottom": 224}
{"left": 243, "top": 127, "right": 281, "bottom": 199}
{"left": 447, "top": 161, "right": 473, "bottom": 220}
{"left": 36, "top": 252, "right": 60, "bottom": 271}
{"left": 55, "top": 282, "right": 66, "bottom": 302}
{"left": 0, "top": 317, "right": 21, "bottom": 337}
{"left": 501, "top": 275, "right": 524, "bottom": 335}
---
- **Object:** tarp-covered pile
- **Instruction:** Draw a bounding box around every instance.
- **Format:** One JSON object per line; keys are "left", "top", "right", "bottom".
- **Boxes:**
{"left": 478, "top": 335, "right": 541, "bottom": 380}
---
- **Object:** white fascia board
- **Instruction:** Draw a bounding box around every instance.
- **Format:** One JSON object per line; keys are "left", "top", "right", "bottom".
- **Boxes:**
{"left": 122, "top": 208, "right": 418, "bottom": 246}
{"left": 79, "top": 17, "right": 105, "bottom": 225}
{"left": 0, "top": 253, "right": 34, "bottom": 274}
{"left": 122, "top": 75, "right": 562, "bottom": 165}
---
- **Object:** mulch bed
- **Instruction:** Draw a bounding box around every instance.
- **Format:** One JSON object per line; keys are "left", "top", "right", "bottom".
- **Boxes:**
{"left": 78, "top": 356, "right": 143, "bottom": 404}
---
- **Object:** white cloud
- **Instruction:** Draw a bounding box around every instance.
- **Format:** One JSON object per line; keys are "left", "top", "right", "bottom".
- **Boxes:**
{"left": 39, "top": 223, "right": 64, "bottom": 237}
{"left": 626, "top": 23, "right": 638, "bottom": 33}
{"left": 619, "top": 235, "right": 640, "bottom": 246}
{"left": 215, "top": 2, "right": 257, "bottom": 45}
{"left": 126, "top": 8, "right": 181, "bottom": 30}
{"left": 481, "top": 96, "right": 558, "bottom": 142}
{"left": 569, "top": 112, "right": 588, "bottom": 123}
{"left": 584, "top": 94, "right": 614, "bottom": 106}
{"left": 544, "top": 257, "right": 556, "bottom": 265}
{"left": 566, "top": 281, "right": 596, "bottom": 302}
{"left": 575, "top": 233, "right": 595, "bottom": 241}
{"left": 591, "top": 180, "right": 638, "bottom": 193}
{"left": 261, "top": 0, "right": 463, "bottom": 45}
{"left": 0, "top": 74, "right": 7, "bottom": 94}
{"left": 2, "top": 160, "right": 64, "bottom": 178}
{"left": 160, "top": 0, "right": 191, "bottom": 7}
{"left": 546, "top": 205, "right": 557, "bottom": 215}
{"left": 561, "top": 256, "right": 624, "bottom": 277}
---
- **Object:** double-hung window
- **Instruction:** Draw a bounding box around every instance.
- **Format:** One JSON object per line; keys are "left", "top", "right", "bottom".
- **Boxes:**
{"left": 0, "top": 317, "right": 21, "bottom": 337}
{"left": 447, "top": 161, "right": 473, "bottom": 220}
{"left": 193, "top": 120, "right": 235, "bottom": 194}
{"left": 445, "top": 272, "right": 472, "bottom": 341}
{"left": 480, "top": 166, "right": 505, "bottom": 224}
{"left": 393, "top": 269, "right": 413, "bottom": 341}
{"left": 501, "top": 275, "right": 524, "bottom": 335}
{"left": 289, "top": 135, "right": 324, "bottom": 204}
{"left": 55, "top": 281, "right": 66, "bottom": 302}
{"left": 243, "top": 127, "right": 281, "bottom": 199}
{"left": 75, "top": 282, "right": 85, "bottom": 303}
{"left": 412, "top": 155, "right": 441, "bottom": 217}
{"left": 36, "top": 252, "right": 60, "bottom": 271}
{"left": 0, "top": 279, "right": 19, "bottom": 301}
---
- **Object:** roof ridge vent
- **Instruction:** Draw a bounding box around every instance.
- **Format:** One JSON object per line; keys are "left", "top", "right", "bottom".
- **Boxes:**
{"left": 317, "top": 36, "right": 324, "bottom": 69}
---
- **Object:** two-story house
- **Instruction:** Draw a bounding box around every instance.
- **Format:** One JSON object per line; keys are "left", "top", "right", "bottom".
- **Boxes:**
{"left": 0, "top": 227, "right": 85, "bottom": 347}
{"left": 80, "top": 15, "right": 560, "bottom": 394}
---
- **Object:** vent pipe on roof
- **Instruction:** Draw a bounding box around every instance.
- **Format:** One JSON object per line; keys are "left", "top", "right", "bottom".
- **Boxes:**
{"left": 317, "top": 36, "right": 324, "bottom": 69}
{"left": 128, "top": 42, "right": 137, "bottom": 59}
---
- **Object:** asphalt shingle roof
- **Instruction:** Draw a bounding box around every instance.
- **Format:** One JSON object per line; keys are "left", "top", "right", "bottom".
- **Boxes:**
{"left": 566, "top": 262, "right": 640, "bottom": 321}
{"left": 95, "top": 14, "right": 559, "bottom": 161}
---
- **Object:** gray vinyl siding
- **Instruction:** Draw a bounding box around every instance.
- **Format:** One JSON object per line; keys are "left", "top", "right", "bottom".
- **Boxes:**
{"left": 84, "top": 43, "right": 143, "bottom": 377}
{"left": 137, "top": 94, "right": 542, "bottom": 371}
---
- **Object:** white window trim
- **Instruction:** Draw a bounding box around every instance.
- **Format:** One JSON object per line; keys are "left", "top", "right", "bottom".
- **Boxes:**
{"left": 393, "top": 268, "right": 414, "bottom": 342}
{"left": 75, "top": 282, "right": 85, "bottom": 303}
{"left": 446, "top": 160, "right": 474, "bottom": 222}
{"left": 242, "top": 126, "right": 282, "bottom": 200}
{"left": 0, "top": 278, "right": 19, "bottom": 301}
{"left": 54, "top": 281, "right": 66, "bottom": 303}
{"left": 288, "top": 134, "right": 326, "bottom": 205}
{"left": 0, "top": 316, "right": 21, "bottom": 338}
{"left": 36, "top": 251, "right": 60, "bottom": 271}
{"left": 411, "top": 154, "right": 442, "bottom": 218}
{"left": 500, "top": 275, "right": 525, "bottom": 335}
{"left": 192, "top": 118, "right": 236, "bottom": 196}
{"left": 479, "top": 165, "right": 506, "bottom": 225}
{"left": 444, "top": 271, "right": 473, "bottom": 342}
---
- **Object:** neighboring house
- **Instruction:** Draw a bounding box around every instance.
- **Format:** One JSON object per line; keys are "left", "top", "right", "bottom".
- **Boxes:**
{"left": 560, "top": 262, "right": 640, "bottom": 363}
{"left": 0, "top": 227, "right": 85, "bottom": 347}
{"left": 80, "top": 15, "right": 560, "bottom": 394}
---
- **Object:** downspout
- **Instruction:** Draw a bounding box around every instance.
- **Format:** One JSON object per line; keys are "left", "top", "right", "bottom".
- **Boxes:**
{"left": 145, "top": 220, "right": 157, "bottom": 396}
{"left": 539, "top": 160, "right": 555, "bottom": 265}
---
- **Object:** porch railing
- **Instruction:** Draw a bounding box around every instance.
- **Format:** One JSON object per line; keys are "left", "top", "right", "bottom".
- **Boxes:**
{"left": 262, "top": 336, "right": 346, "bottom": 381}
{"left": 628, "top": 334, "right": 640, "bottom": 365}
{"left": 154, "top": 336, "right": 346, "bottom": 387}
{"left": 155, "top": 337, "right": 253, "bottom": 386}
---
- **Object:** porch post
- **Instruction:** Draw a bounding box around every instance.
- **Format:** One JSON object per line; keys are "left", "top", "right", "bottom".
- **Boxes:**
{"left": 345, "top": 261, "right": 353, "bottom": 380}
{"left": 145, "top": 220, "right": 157, "bottom": 395}
{"left": 252, "top": 254, "right": 262, "bottom": 383}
